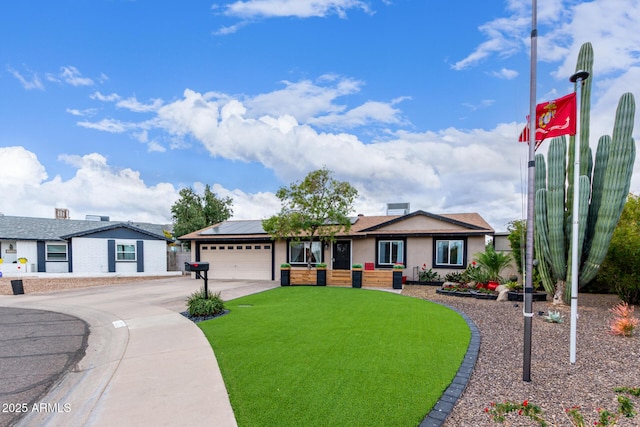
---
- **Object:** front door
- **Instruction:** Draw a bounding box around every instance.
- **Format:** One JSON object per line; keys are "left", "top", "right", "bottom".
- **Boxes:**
{"left": 332, "top": 240, "right": 351, "bottom": 270}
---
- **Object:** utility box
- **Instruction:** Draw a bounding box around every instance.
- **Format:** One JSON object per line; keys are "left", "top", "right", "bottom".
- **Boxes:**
{"left": 184, "top": 261, "right": 210, "bottom": 272}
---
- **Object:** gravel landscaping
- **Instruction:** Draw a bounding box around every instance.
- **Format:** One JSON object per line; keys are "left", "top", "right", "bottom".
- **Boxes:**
{"left": 402, "top": 285, "right": 640, "bottom": 427}
{"left": 0, "top": 276, "right": 171, "bottom": 295}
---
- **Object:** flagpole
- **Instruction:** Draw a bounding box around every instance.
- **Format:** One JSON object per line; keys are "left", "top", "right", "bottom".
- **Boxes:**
{"left": 568, "top": 70, "right": 589, "bottom": 364}
{"left": 523, "top": 0, "right": 537, "bottom": 382}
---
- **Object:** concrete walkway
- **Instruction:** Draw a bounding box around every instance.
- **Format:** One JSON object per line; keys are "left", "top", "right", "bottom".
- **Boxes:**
{"left": 0, "top": 276, "right": 279, "bottom": 427}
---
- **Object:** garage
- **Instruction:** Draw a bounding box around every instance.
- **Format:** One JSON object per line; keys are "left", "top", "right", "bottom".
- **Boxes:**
{"left": 199, "top": 242, "right": 273, "bottom": 280}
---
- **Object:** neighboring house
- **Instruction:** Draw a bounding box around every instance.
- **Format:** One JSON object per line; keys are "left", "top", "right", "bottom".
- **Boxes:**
{"left": 180, "top": 210, "right": 495, "bottom": 281}
{"left": 0, "top": 215, "right": 173, "bottom": 276}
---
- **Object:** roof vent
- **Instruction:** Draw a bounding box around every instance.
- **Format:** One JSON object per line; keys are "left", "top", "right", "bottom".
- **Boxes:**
{"left": 86, "top": 215, "right": 110, "bottom": 222}
{"left": 386, "top": 203, "right": 410, "bottom": 216}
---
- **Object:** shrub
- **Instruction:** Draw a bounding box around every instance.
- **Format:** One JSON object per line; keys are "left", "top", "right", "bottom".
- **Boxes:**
{"left": 186, "top": 288, "right": 225, "bottom": 317}
{"left": 444, "top": 272, "right": 464, "bottom": 283}
{"left": 419, "top": 266, "right": 442, "bottom": 282}
{"left": 609, "top": 302, "right": 639, "bottom": 337}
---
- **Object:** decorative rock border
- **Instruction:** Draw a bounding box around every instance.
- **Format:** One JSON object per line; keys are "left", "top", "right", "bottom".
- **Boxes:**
{"left": 419, "top": 304, "right": 480, "bottom": 427}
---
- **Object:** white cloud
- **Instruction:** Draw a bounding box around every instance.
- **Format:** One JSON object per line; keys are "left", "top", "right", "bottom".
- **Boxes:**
{"left": 491, "top": 68, "right": 519, "bottom": 80}
{"left": 116, "top": 96, "right": 164, "bottom": 113}
{"left": 91, "top": 91, "right": 122, "bottom": 102}
{"left": 219, "top": 0, "right": 371, "bottom": 19}
{"left": 7, "top": 66, "right": 44, "bottom": 90}
{"left": 59, "top": 66, "right": 94, "bottom": 86}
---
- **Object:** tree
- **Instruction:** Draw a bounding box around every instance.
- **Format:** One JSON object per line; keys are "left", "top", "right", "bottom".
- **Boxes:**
{"left": 171, "top": 185, "right": 233, "bottom": 240}
{"left": 262, "top": 168, "right": 358, "bottom": 267}
{"left": 594, "top": 194, "right": 640, "bottom": 304}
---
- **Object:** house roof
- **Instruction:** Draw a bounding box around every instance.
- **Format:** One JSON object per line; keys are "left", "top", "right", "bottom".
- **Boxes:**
{"left": 0, "top": 215, "right": 172, "bottom": 242}
{"left": 180, "top": 210, "right": 494, "bottom": 241}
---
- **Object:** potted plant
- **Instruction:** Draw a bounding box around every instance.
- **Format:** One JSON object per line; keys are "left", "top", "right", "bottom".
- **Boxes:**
{"left": 316, "top": 263, "right": 327, "bottom": 286}
{"left": 280, "top": 263, "right": 291, "bottom": 286}
{"left": 351, "top": 264, "right": 363, "bottom": 288}
{"left": 392, "top": 264, "right": 404, "bottom": 289}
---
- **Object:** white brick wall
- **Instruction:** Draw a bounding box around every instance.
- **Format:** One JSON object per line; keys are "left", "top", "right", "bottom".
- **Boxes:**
{"left": 71, "top": 237, "right": 167, "bottom": 274}
{"left": 72, "top": 238, "right": 109, "bottom": 273}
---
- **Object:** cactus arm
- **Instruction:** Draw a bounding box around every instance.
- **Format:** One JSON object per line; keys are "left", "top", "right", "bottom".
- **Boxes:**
{"left": 546, "top": 137, "right": 567, "bottom": 280}
{"left": 584, "top": 135, "right": 611, "bottom": 253}
{"left": 580, "top": 93, "right": 636, "bottom": 285}
{"left": 564, "top": 175, "right": 591, "bottom": 302}
{"left": 534, "top": 188, "right": 555, "bottom": 295}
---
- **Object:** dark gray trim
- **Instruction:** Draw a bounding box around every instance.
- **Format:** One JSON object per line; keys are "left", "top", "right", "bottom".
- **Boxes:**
{"left": 136, "top": 240, "right": 144, "bottom": 272}
{"left": 374, "top": 236, "right": 407, "bottom": 269}
{"left": 360, "top": 210, "right": 488, "bottom": 232}
{"left": 37, "top": 241, "right": 46, "bottom": 272}
{"left": 432, "top": 236, "right": 469, "bottom": 269}
{"left": 68, "top": 241, "right": 73, "bottom": 273}
{"left": 108, "top": 240, "right": 116, "bottom": 273}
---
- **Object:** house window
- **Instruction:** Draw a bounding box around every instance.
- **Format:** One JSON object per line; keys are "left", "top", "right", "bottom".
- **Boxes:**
{"left": 264, "top": 245, "right": 271, "bottom": 250}
{"left": 434, "top": 239, "right": 465, "bottom": 267}
{"left": 289, "top": 241, "right": 322, "bottom": 265}
{"left": 378, "top": 240, "right": 404, "bottom": 266}
{"left": 46, "top": 244, "right": 67, "bottom": 261}
{"left": 117, "top": 244, "right": 136, "bottom": 261}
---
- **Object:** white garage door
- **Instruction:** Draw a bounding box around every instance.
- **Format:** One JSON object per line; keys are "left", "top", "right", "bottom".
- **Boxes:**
{"left": 200, "top": 243, "right": 272, "bottom": 280}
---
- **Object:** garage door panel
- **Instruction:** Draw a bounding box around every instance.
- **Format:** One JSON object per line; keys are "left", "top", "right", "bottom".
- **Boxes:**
{"left": 200, "top": 244, "right": 272, "bottom": 280}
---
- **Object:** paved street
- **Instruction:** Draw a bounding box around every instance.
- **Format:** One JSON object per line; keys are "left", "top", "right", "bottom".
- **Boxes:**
{"left": 0, "top": 307, "right": 88, "bottom": 427}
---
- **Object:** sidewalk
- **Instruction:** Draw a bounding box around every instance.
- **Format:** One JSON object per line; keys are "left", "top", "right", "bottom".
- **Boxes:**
{"left": 0, "top": 276, "right": 279, "bottom": 427}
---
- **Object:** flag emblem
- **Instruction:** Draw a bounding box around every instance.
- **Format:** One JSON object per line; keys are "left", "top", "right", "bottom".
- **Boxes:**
{"left": 519, "top": 92, "right": 577, "bottom": 149}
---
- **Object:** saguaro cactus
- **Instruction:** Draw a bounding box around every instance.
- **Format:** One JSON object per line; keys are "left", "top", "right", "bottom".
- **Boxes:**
{"left": 534, "top": 42, "right": 637, "bottom": 304}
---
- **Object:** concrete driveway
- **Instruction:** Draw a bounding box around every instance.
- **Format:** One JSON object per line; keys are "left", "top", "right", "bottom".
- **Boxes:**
{"left": 0, "top": 276, "right": 279, "bottom": 427}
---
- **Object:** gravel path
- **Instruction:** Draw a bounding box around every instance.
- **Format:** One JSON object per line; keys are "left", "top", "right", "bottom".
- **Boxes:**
{"left": 0, "top": 276, "right": 171, "bottom": 295}
{"left": 402, "top": 285, "right": 640, "bottom": 427}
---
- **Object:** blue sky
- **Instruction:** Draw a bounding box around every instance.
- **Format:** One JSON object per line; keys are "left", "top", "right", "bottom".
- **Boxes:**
{"left": 1, "top": 0, "right": 639, "bottom": 231}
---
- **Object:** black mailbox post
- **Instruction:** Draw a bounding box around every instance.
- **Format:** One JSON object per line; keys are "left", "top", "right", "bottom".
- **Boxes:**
{"left": 185, "top": 261, "right": 211, "bottom": 298}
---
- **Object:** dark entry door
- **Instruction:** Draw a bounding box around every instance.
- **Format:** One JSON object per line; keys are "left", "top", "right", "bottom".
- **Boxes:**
{"left": 332, "top": 240, "right": 351, "bottom": 270}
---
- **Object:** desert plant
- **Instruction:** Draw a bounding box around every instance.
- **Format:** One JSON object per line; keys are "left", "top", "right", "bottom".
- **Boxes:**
{"left": 419, "top": 266, "right": 442, "bottom": 282}
{"left": 444, "top": 272, "right": 464, "bottom": 283}
{"left": 186, "top": 288, "right": 225, "bottom": 317}
{"left": 474, "top": 245, "right": 513, "bottom": 282}
{"left": 609, "top": 302, "right": 639, "bottom": 337}
{"left": 544, "top": 310, "right": 564, "bottom": 323}
{"left": 534, "top": 42, "right": 637, "bottom": 305}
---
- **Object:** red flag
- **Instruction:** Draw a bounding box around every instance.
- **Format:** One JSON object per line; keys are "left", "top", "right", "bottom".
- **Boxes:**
{"left": 518, "top": 92, "right": 577, "bottom": 149}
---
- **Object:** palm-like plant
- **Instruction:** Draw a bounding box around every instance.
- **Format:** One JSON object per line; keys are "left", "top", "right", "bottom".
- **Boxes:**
{"left": 474, "top": 245, "right": 513, "bottom": 283}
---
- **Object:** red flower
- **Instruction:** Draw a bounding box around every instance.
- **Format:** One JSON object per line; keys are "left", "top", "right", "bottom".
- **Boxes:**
{"left": 484, "top": 407, "right": 489, "bottom": 413}
{"left": 523, "top": 400, "right": 528, "bottom": 407}
{"left": 518, "top": 409, "right": 523, "bottom": 415}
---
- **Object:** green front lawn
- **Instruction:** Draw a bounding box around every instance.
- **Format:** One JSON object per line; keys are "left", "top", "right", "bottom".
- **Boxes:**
{"left": 199, "top": 286, "right": 470, "bottom": 427}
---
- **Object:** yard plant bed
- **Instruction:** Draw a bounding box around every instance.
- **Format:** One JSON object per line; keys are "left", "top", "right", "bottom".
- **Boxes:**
{"left": 198, "top": 286, "right": 470, "bottom": 427}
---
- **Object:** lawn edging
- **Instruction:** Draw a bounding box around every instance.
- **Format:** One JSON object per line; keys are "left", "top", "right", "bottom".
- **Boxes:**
{"left": 419, "top": 304, "right": 480, "bottom": 427}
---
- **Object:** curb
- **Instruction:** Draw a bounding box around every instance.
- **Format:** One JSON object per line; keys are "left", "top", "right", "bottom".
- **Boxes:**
{"left": 419, "top": 306, "right": 480, "bottom": 427}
